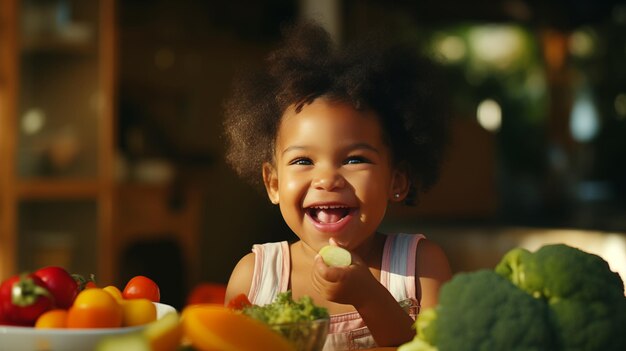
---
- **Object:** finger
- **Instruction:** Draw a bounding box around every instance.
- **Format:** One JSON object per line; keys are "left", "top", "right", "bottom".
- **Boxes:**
{"left": 313, "top": 254, "right": 341, "bottom": 281}
{"left": 349, "top": 251, "right": 366, "bottom": 266}
{"left": 322, "top": 266, "right": 345, "bottom": 283}
{"left": 314, "top": 254, "right": 324, "bottom": 267}
{"left": 314, "top": 254, "right": 330, "bottom": 274}
{"left": 311, "top": 258, "right": 336, "bottom": 293}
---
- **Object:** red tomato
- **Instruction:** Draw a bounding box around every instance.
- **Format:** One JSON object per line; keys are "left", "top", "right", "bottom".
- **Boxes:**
{"left": 226, "top": 293, "right": 252, "bottom": 310}
{"left": 35, "top": 266, "right": 79, "bottom": 309}
{"left": 123, "top": 276, "right": 160, "bottom": 302}
{"left": 0, "top": 274, "right": 54, "bottom": 326}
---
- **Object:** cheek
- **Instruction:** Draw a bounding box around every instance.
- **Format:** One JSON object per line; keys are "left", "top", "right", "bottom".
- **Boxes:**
{"left": 279, "top": 173, "right": 308, "bottom": 201}
{"left": 351, "top": 173, "right": 391, "bottom": 199}
{"left": 283, "top": 177, "right": 303, "bottom": 194}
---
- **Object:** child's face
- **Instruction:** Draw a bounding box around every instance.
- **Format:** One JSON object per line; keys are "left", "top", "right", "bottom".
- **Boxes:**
{"left": 263, "top": 98, "right": 408, "bottom": 252}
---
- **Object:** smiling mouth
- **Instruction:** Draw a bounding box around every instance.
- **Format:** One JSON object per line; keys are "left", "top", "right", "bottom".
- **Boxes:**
{"left": 306, "top": 205, "right": 352, "bottom": 224}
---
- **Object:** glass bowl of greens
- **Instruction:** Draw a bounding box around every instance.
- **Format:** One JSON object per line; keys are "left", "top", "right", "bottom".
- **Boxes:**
{"left": 242, "top": 291, "right": 330, "bottom": 351}
{"left": 269, "top": 317, "right": 329, "bottom": 351}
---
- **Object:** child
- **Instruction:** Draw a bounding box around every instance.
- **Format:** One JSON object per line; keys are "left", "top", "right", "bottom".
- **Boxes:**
{"left": 223, "top": 22, "right": 452, "bottom": 350}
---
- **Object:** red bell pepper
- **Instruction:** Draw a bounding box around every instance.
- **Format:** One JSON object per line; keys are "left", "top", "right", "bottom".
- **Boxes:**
{"left": 0, "top": 274, "right": 54, "bottom": 326}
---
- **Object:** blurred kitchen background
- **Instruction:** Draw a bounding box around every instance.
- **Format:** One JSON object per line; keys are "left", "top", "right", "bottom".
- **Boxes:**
{"left": 1, "top": 0, "right": 625, "bottom": 308}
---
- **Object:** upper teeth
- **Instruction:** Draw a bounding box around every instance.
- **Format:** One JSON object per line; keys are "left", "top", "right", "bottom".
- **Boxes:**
{"left": 312, "top": 205, "right": 346, "bottom": 209}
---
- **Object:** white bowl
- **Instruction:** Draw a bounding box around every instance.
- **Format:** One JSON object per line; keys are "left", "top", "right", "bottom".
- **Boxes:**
{"left": 0, "top": 302, "right": 175, "bottom": 351}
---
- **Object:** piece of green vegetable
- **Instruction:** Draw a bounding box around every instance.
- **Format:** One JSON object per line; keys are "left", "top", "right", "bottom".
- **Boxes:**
{"left": 242, "top": 291, "right": 328, "bottom": 324}
{"left": 319, "top": 245, "right": 351, "bottom": 267}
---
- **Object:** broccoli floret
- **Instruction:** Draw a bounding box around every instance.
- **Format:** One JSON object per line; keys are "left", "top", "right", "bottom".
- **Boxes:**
{"left": 400, "top": 270, "right": 555, "bottom": 351}
{"left": 496, "top": 244, "right": 624, "bottom": 302}
{"left": 242, "top": 291, "right": 328, "bottom": 324}
{"left": 496, "top": 244, "right": 626, "bottom": 351}
{"left": 549, "top": 299, "right": 626, "bottom": 351}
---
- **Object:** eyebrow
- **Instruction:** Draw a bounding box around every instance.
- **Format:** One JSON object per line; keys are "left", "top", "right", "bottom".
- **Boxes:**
{"left": 281, "top": 143, "right": 380, "bottom": 156}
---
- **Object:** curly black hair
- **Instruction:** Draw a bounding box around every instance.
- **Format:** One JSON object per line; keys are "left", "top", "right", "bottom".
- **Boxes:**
{"left": 223, "top": 22, "right": 450, "bottom": 205}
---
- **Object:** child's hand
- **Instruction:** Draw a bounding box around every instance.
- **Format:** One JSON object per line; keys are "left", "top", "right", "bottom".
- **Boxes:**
{"left": 311, "top": 239, "right": 381, "bottom": 307}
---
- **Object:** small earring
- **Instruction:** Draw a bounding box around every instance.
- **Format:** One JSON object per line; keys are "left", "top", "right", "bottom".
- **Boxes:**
{"left": 394, "top": 193, "right": 400, "bottom": 199}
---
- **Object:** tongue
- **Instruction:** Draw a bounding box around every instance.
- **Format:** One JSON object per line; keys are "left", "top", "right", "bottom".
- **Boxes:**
{"left": 316, "top": 209, "right": 347, "bottom": 223}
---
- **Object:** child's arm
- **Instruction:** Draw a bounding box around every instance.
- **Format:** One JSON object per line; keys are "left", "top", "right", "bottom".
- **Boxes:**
{"left": 416, "top": 239, "right": 452, "bottom": 310}
{"left": 366, "top": 239, "right": 451, "bottom": 345}
{"left": 224, "top": 252, "right": 255, "bottom": 306}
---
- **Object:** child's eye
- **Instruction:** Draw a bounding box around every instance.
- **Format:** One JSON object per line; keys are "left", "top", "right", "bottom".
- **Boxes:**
{"left": 344, "top": 156, "right": 370, "bottom": 165}
{"left": 289, "top": 157, "right": 313, "bottom": 166}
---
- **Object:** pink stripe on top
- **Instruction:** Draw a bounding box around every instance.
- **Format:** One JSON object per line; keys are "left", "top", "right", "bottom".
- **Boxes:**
{"left": 249, "top": 241, "right": 290, "bottom": 305}
{"left": 380, "top": 233, "right": 423, "bottom": 302}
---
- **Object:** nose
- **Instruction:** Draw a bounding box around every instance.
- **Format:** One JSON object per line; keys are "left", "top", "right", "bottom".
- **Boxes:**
{"left": 312, "top": 167, "right": 346, "bottom": 191}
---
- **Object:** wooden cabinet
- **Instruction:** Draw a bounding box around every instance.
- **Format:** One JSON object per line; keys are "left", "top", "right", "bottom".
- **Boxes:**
{"left": 0, "top": 0, "right": 116, "bottom": 282}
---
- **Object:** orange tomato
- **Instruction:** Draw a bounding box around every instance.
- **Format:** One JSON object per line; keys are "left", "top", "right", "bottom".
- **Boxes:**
{"left": 120, "top": 298, "right": 157, "bottom": 327}
{"left": 67, "top": 288, "right": 123, "bottom": 328}
{"left": 103, "top": 285, "right": 123, "bottom": 301}
{"left": 123, "top": 276, "right": 160, "bottom": 302}
{"left": 35, "top": 309, "right": 68, "bottom": 329}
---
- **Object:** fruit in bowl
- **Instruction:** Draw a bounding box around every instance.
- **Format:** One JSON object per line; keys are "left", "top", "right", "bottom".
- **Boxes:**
{"left": 0, "top": 267, "right": 174, "bottom": 351}
{"left": 0, "top": 302, "right": 177, "bottom": 351}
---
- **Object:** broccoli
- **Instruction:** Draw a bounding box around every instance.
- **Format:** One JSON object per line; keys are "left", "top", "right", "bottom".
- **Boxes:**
{"left": 399, "top": 270, "right": 555, "bottom": 351}
{"left": 241, "top": 291, "right": 328, "bottom": 324}
{"left": 495, "top": 244, "right": 624, "bottom": 302}
{"left": 399, "top": 244, "right": 626, "bottom": 351}
{"left": 496, "top": 244, "right": 626, "bottom": 351}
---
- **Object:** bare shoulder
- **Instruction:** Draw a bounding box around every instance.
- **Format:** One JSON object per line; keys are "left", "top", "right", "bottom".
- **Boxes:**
{"left": 415, "top": 238, "right": 451, "bottom": 279}
{"left": 415, "top": 238, "right": 452, "bottom": 309}
{"left": 224, "top": 252, "right": 256, "bottom": 306}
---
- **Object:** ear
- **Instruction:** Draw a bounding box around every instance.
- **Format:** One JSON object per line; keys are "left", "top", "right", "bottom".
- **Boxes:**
{"left": 262, "top": 162, "right": 280, "bottom": 204}
{"left": 390, "top": 166, "right": 410, "bottom": 202}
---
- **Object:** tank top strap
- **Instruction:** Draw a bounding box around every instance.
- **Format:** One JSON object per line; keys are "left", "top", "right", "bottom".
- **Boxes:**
{"left": 248, "top": 241, "right": 290, "bottom": 306}
{"left": 380, "top": 233, "right": 425, "bottom": 302}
